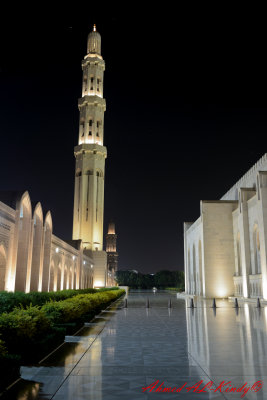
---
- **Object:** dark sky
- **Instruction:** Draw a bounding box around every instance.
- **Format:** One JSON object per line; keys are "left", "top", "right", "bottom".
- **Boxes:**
{"left": 1, "top": 6, "right": 267, "bottom": 273}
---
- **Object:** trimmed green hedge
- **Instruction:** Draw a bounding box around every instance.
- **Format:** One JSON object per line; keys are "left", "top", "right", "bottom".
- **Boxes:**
{"left": 42, "top": 289, "right": 125, "bottom": 324}
{"left": 0, "top": 306, "right": 65, "bottom": 361}
{"left": 0, "top": 289, "right": 124, "bottom": 360}
{"left": 0, "top": 287, "right": 120, "bottom": 314}
{"left": 165, "top": 287, "right": 185, "bottom": 292}
{"left": 0, "top": 288, "right": 124, "bottom": 390}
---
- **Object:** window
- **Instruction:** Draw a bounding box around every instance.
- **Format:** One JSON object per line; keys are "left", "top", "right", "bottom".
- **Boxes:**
{"left": 97, "top": 121, "right": 100, "bottom": 128}
{"left": 89, "top": 131, "right": 92, "bottom": 136}
{"left": 89, "top": 119, "right": 93, "bottom": 126}
{"left": 84, "top": 79, "right": 87, "bottom": 92}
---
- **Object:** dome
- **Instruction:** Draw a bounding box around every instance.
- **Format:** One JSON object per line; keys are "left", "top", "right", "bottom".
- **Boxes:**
{"left": 87, "top": 24, "right": 101, "bottom": 55}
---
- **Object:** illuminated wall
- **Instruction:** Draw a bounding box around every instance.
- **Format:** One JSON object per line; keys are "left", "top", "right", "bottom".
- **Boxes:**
{"left": 184, "top": 154, "right": 267, "bottom": 300}
{"left": 0, "top": 191, "right": 94, "bottom": 292}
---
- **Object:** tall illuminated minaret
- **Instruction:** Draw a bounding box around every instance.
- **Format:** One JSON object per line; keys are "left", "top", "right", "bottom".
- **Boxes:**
{"left": 72, "top": 25, "right": 107, "bottom": 287}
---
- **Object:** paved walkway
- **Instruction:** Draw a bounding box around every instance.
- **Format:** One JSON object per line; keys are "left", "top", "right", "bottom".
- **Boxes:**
{"left": 3, "top": 291, "right": 267, "bottom": 399}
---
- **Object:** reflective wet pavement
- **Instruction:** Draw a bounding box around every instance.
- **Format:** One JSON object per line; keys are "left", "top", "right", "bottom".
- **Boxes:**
{"left": 2, "top": 291, "right": 267, "bottom": 399}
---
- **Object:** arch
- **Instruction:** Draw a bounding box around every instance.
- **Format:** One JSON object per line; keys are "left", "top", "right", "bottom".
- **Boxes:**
{"left": 193, "top": 245, "right": 196, "bottom": 295}
{"left": 69, "top": 267, "right": 73, "bottom": 289}
{"left": 56, "top": 263, "right": 62, "bottom": 291}
{"left": 73, "top": 266, "right": 77, "bottom": 289}
{"left": 253, "top": 224, "right": 261, "bottom": 274}
{"left": 236, "top": 232, "right": 242, "bottom": 276}
{"left": 198, "top": 240, "right": 203, "bottom": 296}
{"left": 15, "top": 191, "right": 32, "bottom": 292}
{"left": 30, "top": 203, "right": 43, "bottom": 292}
{"left": 0, "top": 245, "right": 7, "bottom": 291}
{"left": 49, "top": 261, "right": 55, "bottom": 292}
{"left": 187, "top": 249, "right": 191, "bottom": 294}
{"left": 63, "top": 265, "right": 68, "bottom": 290}
{"left": 76, "top": 169, "right": 82, "bottom": 177}
{"left": 42, "top": 212, "right": 53, "bottom": 291}
{"left": 96, "top": 169, "right": 103, "bottom": 178}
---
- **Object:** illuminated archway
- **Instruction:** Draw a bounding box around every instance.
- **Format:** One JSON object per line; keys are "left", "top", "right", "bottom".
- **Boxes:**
{"left": 253, "top": 224, "right": 261, "bottom": 274}
{"left": 57, "top": 263, "right": 62, "bottom": 291}
{"left": 73, "top": 266, "right": 77, "bottom": 289}
{"left": 187, "top": 249, "right": 191, "bottom": 294}
{"left": 42, "top": 212, "right": 53, "bottom": 291}
{"left": 30, "top": 203, "right": 43, "bottom": 292}
{"left": 63, "top": 265, "right": 68, "bottom": 290}
{"left": 198, "top": 240, "right": 203, "bottom": 296}
{"left": 69, "top": 268, "right": 73, "bottom": 289}
{"left": 236, "top": 232, "right": 242, "bottom": 276}
{"left": 15, "top": 192, "right": 32, "bottom": 292}
{"left": 0, "top": 245, "right": 7, "bottom": 291}
{"left": 193, "top": 245, "right": 196, "bottom": 295}
{"left": 49, "top": 262, "right": 55, "bottom": 292}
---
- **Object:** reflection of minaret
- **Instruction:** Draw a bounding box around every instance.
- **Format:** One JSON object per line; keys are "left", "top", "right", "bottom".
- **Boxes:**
{"left": 72, "top": 25, "right": 107, "bottom": 287}
{"left": 106, "top": 221, "right": 118, "bottom": 286}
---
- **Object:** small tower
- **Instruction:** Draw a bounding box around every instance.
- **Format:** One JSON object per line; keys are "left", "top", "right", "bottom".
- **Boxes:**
{"left": 72, "top": 25, "right": 107, "bottom": 287}
{"left": 106, "top": 221, "right": 118, "bottom": 286}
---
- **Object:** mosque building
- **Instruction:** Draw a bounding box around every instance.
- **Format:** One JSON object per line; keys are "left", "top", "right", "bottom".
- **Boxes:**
{"left": 184, "top": 153, "right": 267, "bottom": 300}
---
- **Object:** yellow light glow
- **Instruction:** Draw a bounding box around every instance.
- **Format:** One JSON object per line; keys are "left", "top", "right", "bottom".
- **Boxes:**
{"left": 94, "top": 280, "right": 104, "bottom": 287}
{"left": 215, "top": 286, "right": 228, "bottom": 298}
{"left": 93, "top": 24, "right": 96, "bottom": 32}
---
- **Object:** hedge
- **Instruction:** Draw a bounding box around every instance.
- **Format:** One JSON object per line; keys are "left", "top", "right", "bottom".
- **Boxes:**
{"left": 165, "top": 287, "right": 185, "bottom": 292}
{"left": 42, "top": 289, "right": 125, "bottom": 324}
{"left": 0, "top": 306, "right": 64, "bottom": 360}
{"left": 0, "top": 287, "right": 120, "bottom": 314}
{"left": 0, "top": 289, "right": 124, "bottom": 361}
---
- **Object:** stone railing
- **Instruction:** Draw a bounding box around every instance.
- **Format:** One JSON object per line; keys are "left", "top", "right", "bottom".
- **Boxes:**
{"left": 248, "top": 274, "right": 262, "bottom": 298}
{"left": 233, "top": 275, "right": 243, "bottom": 296}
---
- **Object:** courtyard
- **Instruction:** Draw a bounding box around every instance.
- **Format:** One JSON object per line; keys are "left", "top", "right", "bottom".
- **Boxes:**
{"left": 2, "top": 290, "right": 266, "bottom": 399}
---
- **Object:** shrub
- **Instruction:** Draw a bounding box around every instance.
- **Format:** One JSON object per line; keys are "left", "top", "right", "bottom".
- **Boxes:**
{"left": 0, "top": 289, "right": 124, "bottom": 371}
{"left": 0, "top": 288, "right": 100, "bottom": 313}
{"left": 42, "top": 289, "right": 125, "bottom": 324}
{"left": 0, "top": 338, "right": 7, "bottom": 357}
{"left": 0, "top": 306, "right": 52, "bottom": 349}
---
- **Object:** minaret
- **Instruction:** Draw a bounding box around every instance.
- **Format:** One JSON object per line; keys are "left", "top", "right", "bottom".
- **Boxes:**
{"left": 106, "top": 221, "right": 118, "bottom": 286}
{"left": 72, "top": 25, "right": 107, "bottom": 287}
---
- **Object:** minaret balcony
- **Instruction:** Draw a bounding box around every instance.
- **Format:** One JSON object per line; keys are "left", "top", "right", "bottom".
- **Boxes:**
{"left": 74, "top": 143, "right": 107, "bottom": 158}
{"left": 78, "top": 96, "right": 106, "bottom": 109}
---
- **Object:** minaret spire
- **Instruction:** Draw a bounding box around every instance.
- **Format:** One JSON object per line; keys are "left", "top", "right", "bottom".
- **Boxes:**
{"left": 72, "top": 27, "right": 107, "bottom": 287}
{"left": 106, "top": 221, "right": 118, "bottom": 286}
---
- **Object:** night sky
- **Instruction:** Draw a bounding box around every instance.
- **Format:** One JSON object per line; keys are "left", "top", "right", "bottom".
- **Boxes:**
{"left": 1, "top": 6, "right": 267, "bottom": 273}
